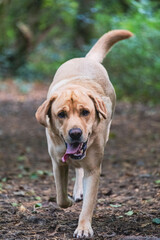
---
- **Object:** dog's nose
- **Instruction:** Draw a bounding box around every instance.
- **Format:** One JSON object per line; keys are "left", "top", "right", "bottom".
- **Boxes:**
{"left": 69, "top": 128, "right": 82, "bottom": 140}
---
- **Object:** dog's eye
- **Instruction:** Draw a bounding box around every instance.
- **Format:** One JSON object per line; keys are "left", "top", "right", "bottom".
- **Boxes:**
{"left": 58, "top": 111, "right": 67, "bottom": 119}
{"left": 81, "top": 109, "right": 90, "bottom": 117}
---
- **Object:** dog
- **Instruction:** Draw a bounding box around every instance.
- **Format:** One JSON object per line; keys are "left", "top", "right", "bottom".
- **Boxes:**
{"left": 35, "top": 29, "right": 133, "bottom": 238}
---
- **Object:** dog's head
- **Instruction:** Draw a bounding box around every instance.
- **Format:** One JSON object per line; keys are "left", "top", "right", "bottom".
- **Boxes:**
{"left": 36, "top": 87, "right": 107, "bottom": 162}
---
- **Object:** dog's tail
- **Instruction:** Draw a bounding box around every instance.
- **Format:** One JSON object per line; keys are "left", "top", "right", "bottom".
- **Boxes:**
{"left": 86, "top": 30, "right": 133, "bottom": 63}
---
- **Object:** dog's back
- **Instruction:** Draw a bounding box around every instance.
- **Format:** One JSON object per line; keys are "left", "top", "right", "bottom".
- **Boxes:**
{"left": 48, "top": 30, "right": 133, "bottom": 104}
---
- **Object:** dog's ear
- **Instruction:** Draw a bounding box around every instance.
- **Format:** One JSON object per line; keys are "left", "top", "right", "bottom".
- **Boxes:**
{"left": 35, "top": 95, "right": 57, "bottom": 127}
{"left": 88, "top": 92, "right": 107, "bottom": 119}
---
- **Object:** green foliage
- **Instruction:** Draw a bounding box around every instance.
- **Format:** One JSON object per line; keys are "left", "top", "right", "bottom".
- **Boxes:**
{"left": 94, "top": 0, "right": 160, "bottom": 103}
{"left": 0, "top": 0, "right": 160, "bottom": 103}
{"left": 155, "top": 180, "right": 160, "bottom": 185}
{"left": 110, "top": 204, "right": 122, "bottom": 208}
{"left": 125, "top": 210, "right": 134, "bottom": 216}
{"left": 152, "top": 218, "right": 160, "bottom": 224}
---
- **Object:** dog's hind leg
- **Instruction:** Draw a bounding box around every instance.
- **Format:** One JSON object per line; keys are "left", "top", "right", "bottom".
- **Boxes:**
{"left": 73, "top": 168, "right": 84, "bottom": 202}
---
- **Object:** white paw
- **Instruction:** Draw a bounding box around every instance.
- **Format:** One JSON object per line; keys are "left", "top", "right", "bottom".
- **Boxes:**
{"left": 73, "top": 191, "right": 83, "bottom": 202}
{"left": 73, "top": 168, "right": 84, "bottom": 202}
{"left": 73, "top": 223, "right": 93, "bottom": 238}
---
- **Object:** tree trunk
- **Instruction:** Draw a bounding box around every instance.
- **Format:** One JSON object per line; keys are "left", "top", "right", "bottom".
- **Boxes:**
{"left": 73, "top": 0, "right": 95, "bottom": 49}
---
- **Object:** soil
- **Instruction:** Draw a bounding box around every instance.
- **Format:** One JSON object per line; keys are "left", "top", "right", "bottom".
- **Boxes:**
{"left": 0, "top": 81, "right": 160, "bottom": 240}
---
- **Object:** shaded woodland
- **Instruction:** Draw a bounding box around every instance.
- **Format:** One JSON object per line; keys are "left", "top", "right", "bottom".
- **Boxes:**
{"left": 0, "top": 0, "right": 160, "bottom": 102}
{"left": 0, "top": 1, "right": 160, "bottom": 239}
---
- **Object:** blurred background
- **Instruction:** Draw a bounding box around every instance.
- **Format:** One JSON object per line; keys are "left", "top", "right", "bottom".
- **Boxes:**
{"left": 1, "top": 2, "right": 160, "bottom": 238}
{"left": 0, "top": 0, "right": 160, "bottom": 103}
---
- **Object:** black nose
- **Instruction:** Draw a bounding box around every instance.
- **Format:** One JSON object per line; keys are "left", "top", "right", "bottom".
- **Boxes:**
{"left": 69, "top": 128, "right": 82, "bottom": 140}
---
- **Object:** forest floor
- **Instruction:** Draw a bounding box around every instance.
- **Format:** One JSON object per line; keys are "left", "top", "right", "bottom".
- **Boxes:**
{"left": 0, "top": 81, "right": 160, "bottom": 240}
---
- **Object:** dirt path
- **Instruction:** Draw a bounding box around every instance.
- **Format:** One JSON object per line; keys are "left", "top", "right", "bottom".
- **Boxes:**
{"left": 0, "top": 82, "right": 160, "bottom": 239}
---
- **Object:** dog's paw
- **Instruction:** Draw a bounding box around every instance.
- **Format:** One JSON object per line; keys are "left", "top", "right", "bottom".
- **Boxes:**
{"left": 68, "top": 194, "right": 74, "bottom": 205}
{"left": 67, "top": 195, "right": 74, "bottom": 206}
{"left": 74, "top": 193, "right": 83, "bottom": 202}
{"left": 73, "top": 223, "right": 93, "bottom": 239}
{"left": 58, "top": 196, "right": 73, "bottom": 208}
{"left": 73, "top": 185, "right": 83, "bottom": 202}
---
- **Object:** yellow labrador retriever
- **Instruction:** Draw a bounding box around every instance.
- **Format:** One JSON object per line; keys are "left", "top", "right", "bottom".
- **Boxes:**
{"left": 36, "top": 30, "right": 133, "bottom": 238}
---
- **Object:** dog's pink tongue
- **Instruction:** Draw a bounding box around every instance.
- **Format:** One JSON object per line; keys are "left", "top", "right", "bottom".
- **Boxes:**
{"left": 62, "top": 144, "right": 80, "bottom": 162}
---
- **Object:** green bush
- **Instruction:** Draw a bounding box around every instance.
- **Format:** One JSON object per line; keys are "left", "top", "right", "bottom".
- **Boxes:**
{"left": 94, "top": 1, "right": 160, "bottom": 103}
{"left": 0, "top": 0, "right": 160, "bottom": 103}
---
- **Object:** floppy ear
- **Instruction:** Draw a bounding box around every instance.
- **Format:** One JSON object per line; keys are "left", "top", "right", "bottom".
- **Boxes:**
{"left": 35, "top": 95, "right": 57, "bottom": 127}
{"left": 88, "top": 93, "right": 107, "bottom": 119}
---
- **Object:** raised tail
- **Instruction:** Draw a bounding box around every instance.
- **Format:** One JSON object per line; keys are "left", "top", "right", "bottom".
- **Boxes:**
{"left": 86, "top": 30, "right": 133, "bottom": 63}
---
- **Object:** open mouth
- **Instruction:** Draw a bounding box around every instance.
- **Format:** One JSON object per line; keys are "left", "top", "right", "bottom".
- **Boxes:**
{"left": 62, "top": 141, "right": 87, "bottom": 162}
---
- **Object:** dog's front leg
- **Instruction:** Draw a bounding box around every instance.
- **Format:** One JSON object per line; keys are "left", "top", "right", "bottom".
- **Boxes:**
{"left": 73, "top": 167, "right": 100, "bottom": 238}
{"left": 52, "top": 162, "right": 73, "bottom": 208}
{"left": 73, "top": 168, "right": 84, "bottom": 202}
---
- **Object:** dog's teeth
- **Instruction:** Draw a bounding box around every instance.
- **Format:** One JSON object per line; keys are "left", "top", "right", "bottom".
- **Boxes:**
{"left": 74, "top": 149, "right": 83, "bottom": 157}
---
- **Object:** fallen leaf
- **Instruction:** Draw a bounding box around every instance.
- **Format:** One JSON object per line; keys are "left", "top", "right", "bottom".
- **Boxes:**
{"left": 30, "top": 170, "right": 50, "bottom": 180}
{"left": 19, "top": 205, "right": 26, "bottom": 212}
{"left": 17, "top": 155, "right": 27, "bottom": 161}
{"left": 98, "top": 198, "right": 105, "bottom": 203}
{"left": 18, "top": 174, "right": 23, "bottom": 178}
{"left": 36, "top": 170, "right": 44, "bottom": 175}
{"left": 35, "top": 196, "right": 41, "bottom": 201}
{"left": 152, "top": 218, "right": 160, "bottom": 224}
{"left": 13, "top": 191, "right": 25, "bottom": 196}
{"left": 12, "top": 202, "right": 18, "bottom": 207}
{"left": 2, "top": 177, "right": 7, "bottom": 182}
{"left": 141, "top": 222, "right": 150, "bottom": 227}
{"left": 34, "top": 203, "right": 42, "bottom": 208}
{"left": 110, "top": 204, "right": 122, "bottom": 208}
{"left": 27, "top": 189, "right": 35, "bottom": 196}
{"left": 117, "top": 215, "right": 123, "bottom": 218}
{"left": 155, "top": 180, "right": 160, "bottom": 184}
{"left": 125, "top": 210, "right": 134, "bottom": 216}
{"left": 30, "top": 172, "right": 38, "bottom": 180}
